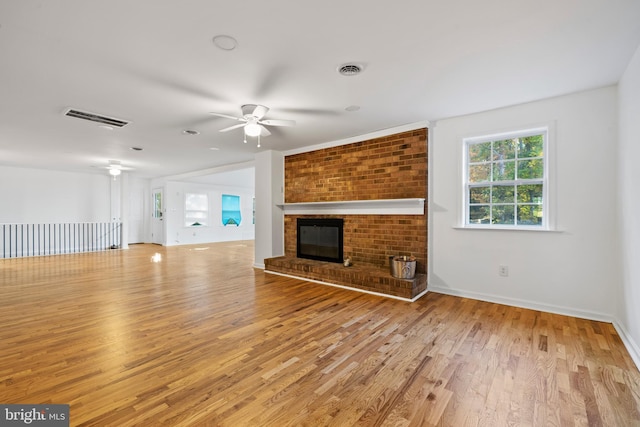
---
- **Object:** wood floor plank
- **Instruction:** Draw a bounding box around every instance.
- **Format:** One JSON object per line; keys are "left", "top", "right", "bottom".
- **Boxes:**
{"left": 1, "top": 242, "right": 639, "bottom": 426}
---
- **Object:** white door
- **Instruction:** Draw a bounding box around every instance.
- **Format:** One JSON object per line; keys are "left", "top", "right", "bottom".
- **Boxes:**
{"left": 151, "top": 188, "right": 164, "bottom": 245}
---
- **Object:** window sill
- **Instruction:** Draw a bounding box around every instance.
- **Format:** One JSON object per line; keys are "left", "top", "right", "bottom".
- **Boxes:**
{"left": 453, "top": 225, "right": 561, "bottom": 232}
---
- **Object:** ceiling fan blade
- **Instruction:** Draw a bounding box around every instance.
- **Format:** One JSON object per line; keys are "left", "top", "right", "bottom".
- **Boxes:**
{"left": 251, "top": 105, "right": 269, "bottom": 119}
{"left": 260, "top": 119, "right": 296, "bottom": 127}
{"left": 97, "top": 161, "right": 133, "bottom": 171}
{"left": 277, "top": 107, "right": 340, "bottom": 117}
{"left": 259, "top": 125, "right": 271, "bottom": 137}
{"left": 241, "top": 104, "right": 269, "bottom": 119}
{"left": 251, "top": 105, "right": 269, "bottom": 120}
{"left": 210, "top": 112, "right": 243, "bottom": 121}
{"left": 219, "top": 123, "right": 246, "bottom": 133}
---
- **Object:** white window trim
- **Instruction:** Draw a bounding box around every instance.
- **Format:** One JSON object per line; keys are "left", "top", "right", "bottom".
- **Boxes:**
{"left": 460, "top": 125, "right": 554, "bottom": 231}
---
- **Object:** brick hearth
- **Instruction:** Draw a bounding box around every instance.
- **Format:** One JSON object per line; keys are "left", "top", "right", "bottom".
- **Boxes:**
{"left": 264, "top": 256, "right": 427, "bottom": 300}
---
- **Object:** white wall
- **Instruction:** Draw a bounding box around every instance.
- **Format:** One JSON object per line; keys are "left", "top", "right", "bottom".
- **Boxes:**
{"left": 430, "top": 86, "right": 620, "bottom": 321}
{"left": 127, "top": 176, "right": 150, "bottom": 244}
{"left": 162, "top": 181, "right": 255, "bottom": 246}
{"left": 617, "top": 44, "right": 640, "bottom": 367}
{"left": 253, "top": 150, "right": 284, "bottom": 268}
{"left": 0, "top": 166, "right": 111, "bottom": 223}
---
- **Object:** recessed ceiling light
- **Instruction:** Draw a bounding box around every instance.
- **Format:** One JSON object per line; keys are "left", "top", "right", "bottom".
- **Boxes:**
{"left": 98, "top": 125, "right": 114, "bottom": 130}
{"left": 338, "top": 63, "right": 364, "bottom": 76}
{"left": 130, "top": 147, "right": 143, "bottom": 151}
{"left": 212, "top": 35, "right": 237, "bottom": 51}
{"left": 345, "top": 105, "right": 361, "bottom": 112}
{"left": 209, "top": 147, "right": 220, "bottom": 151}
{"left": 182, "top": 129, "right": 200, "bottom": 136}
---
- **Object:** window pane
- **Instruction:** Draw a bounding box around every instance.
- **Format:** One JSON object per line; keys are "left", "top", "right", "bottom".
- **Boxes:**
{"left": 517, "top": 205, "right": 543, "bottom": 226}
{"left": 492, "top": 160, "right": 515, "bottom": 181}
{"left": 469, "top": 205, "right": 490, "bottom": 224}
{"left": 493, "top": 139, "right": 516, "bottom": 160}
{"left": 468, "top": 142, "right": 492, "bottom": 162}
{"left": 492, "top": 205, "right": 515, "bottom": 225}
{"left": 185, "top": 193, "right": 208, "bottom": 226}
{"left": 153, "top": 193, "right": 162, "bottom": 219}
{"left": 464, "top": 129, "right": 546, "bottom": 228}
{"left": 517, "top": 184, "right": 543, "bottom": 203}
{"left": 469, "top": 164, "right": 491, "bottom": 183}
{"left": 518, "top": 135, "right": 544, "bottom": 158}
{"left": 186, "top": 193, "right": 208, "bottom": 210}
{"left": 517, "top": 159, "right": 543, "bottom": 179}
{"left": 469, "top": 186, "right": 490, "bottom": 204}
{"left": 187, "top": 211, "right": 207, "bottom": 219}
{"left": 492, "top": 185, "right": 515, "bottom": 203}
{"left": 222, "top": 194, "right": 242, "bottom": 226}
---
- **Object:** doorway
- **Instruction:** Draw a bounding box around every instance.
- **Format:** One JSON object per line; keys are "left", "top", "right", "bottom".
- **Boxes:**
{"left": 151, "top": 188, "right": 164, "bottom": 245}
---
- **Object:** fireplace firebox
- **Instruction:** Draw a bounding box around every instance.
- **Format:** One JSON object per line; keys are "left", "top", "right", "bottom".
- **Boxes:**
{"left": 297, "top": 218, "right": 343, "bottom": 263}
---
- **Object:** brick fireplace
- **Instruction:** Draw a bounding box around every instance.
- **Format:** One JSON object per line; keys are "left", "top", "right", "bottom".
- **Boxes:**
{"left": 265, "top": 128, "right": 428, "bottom": 299}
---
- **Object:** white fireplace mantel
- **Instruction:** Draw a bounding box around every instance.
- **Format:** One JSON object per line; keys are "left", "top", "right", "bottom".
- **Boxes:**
{"left": 277, "top": 198, "right": 425, "bottom": 215}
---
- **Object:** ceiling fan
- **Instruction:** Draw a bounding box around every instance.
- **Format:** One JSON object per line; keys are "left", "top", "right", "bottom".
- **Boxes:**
{"left": 93, "top": 160, "right": 133, "bottom": 178}
{"left": 210, "top": 104, "right": 295, "bottom": 146}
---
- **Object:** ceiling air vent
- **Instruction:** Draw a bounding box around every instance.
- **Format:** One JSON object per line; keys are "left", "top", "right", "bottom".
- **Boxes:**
{"left": 64, "top": 108, "right": 129, "bottom": 128}
{"left": 338, "top": 63, "right": 363, "bottom": 76}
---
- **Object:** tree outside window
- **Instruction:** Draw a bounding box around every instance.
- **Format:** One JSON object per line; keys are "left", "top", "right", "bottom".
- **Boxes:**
{"left": 465, "top": 129, "right": 547, "bottom": 228}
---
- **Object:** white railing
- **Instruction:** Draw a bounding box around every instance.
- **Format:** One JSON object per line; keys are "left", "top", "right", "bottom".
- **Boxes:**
{"left": 1, "top": 222, "right": 122, "bottom": 259}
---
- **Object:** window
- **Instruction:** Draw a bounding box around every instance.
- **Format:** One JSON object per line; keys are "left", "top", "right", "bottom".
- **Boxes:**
{"left": 153, "top": 191, "right": 162, "bottom": 219}
{"left": 185, "top": 193, "right": 208, "bottom": 226}
{"left": 464, "top": 128, "right": 547, "bottom": 228}
{"left": 221, "top": 194, "right": 241, "bottom": 226}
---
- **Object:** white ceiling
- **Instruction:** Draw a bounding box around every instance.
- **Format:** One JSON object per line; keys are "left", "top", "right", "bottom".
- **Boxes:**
{"left": 1, "top": 0, "right": 639, "bottom": 179}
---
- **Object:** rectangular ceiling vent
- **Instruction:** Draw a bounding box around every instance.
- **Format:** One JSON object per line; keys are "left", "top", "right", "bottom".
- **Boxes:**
{"left": 64, "top": 108, "right": 129, "bottom": 128}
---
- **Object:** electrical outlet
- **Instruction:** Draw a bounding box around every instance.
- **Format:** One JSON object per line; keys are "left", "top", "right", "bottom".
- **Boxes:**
{"left": 499, "top": 265, "right": 509, "bottom": 277}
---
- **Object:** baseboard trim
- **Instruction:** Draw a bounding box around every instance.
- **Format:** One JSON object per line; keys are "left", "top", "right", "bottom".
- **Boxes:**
{"left": 427, "top": 285, "right": 613, "bottom": 322}
{"left": 427, "top": 285, "right": 640, "bottom": 372}
{"left": 254, "top": 273, "right": 640, "bottom": 371}
{"left": 264, "top": 270, "right": 428, "bottom": 302}
{"left": 612, "top": 319, "right": 640, "bottom": 371}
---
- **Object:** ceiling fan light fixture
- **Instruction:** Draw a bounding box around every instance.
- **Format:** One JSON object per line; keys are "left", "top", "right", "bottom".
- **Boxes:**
{"left": 211, "top": 103, "right": 294, "bottom": 145}
{"left": 244, "top": 122, "right": 261, "bottom": 137}
{"left": 108, "top": 168, "right": 121, "bottom": 177}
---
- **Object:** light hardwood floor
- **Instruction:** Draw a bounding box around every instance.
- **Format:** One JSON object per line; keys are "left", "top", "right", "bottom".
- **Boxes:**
{"left": 1, "top": 242, "right": 639, "bottom": 426}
